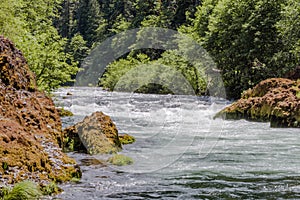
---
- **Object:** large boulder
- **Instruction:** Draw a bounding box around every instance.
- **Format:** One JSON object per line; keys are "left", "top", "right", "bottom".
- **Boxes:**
{"left": 215, "top": 78, "right": 300, "bottom": 128}
{"left": 63, "top": 112, "right": 122, "bottom": 154}
{"left": 0, "top": 36, "right": 81, "bottom": 185}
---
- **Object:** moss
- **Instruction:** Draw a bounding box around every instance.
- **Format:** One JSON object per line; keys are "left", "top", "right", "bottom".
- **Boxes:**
{"left": 40, "top": 182, "right": 62, "bottom": 196}
{"left": 57, "top": 108, "right": 74, "bottom": 117}
{"left": 0, "top": 187, "right": 10, "bottom": 199}
{"left": 70, "top": 177, "right": 81, "bottom": 183}
{"left": 62, "top": 112, "right": 123, "bottom": 154}
{"left": 51, "top": 166, "right": 82, "bottom": 183}
{"left": 215, "top": 78, "right": 300, "bottom": 128}
{"left": 0, "top": 37, "right": 80, "bottom": 185}
{"left": 119, "top": 134, "right": 135, "bottom": 145}
{"left": 63, "top": 132, "right": 86, "bottom": 153}
{"left": 107, "top": 154, "right": 134, "bottom": 166}
{"left": 3, "top": 181, "right": 42, "bottom": 200}
{"left": 2, "top": 162, "right": 8, "bottom": 171}
{"left": 63, "top": 136, "right": 74, "bottom": 152}
{"left": 28, "top": 76, "right": 36, "bottom": 92}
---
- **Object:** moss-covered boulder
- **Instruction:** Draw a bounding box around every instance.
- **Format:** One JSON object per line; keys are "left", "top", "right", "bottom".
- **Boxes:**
{"left": 215, "top": 78, "right": 300, "bottom": 128}
{"left": 0, "top": 36, "right": 81, "bottom": 186}
{"left": 119, "top": 134, "right": 135, "bottom": 145}
{"left": 63, "top": 111, "right": 122, "bottom": 154}
{"left": 57, "top": 107, "right": 74, "bottom": 117}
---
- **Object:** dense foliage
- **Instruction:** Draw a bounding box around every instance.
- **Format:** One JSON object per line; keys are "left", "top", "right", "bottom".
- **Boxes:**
{"left": 1, "top": 0, "right": 299, "bottom": 98}
{"left": 188, "top": 0, "right": 286, "bottom": 98}
{"left": 98, "top": 0, "right": 299, "bottom": 99}
{"left": 204, "top": 0, "right": 299, "bottom": 99}
{"left": 0, "top": 0, "right": 78, "bottom": 91}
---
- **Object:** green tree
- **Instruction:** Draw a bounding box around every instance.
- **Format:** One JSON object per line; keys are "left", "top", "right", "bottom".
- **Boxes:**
{"left": 179, "top": 0, "right": 219, "bottom": 42}
{"left": 100, "top": 54, "right": 151, "bottom": 91}
{"left": 189, "top": 0, "right": 285, "bottom": 99}
{"left": 158, "top": 50, "right": 206, "bottom": 95}
{"left": 68, "top": 33, "right": 90, "bottom": 64}
{"left": 55, "top": 0, "right": 79, "bottom": 39}
{"left": 0, "top": 0, "right": 25, "bottom": 42}
{"left": 0, "top": 0, "right": 78, "bottom": 91}
{"left": 76, "top": 0, "right": 104, "bottom": 46}
{"left": 275, "top": 0, "right": 300, "bottom": 73}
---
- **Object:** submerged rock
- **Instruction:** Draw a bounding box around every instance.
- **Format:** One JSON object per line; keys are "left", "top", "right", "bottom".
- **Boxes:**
{"left": 63, "top": 111, "right": 122, "bottom": 154}
{"left": 0, "top": 36, "right": 81, "bottom": 185}
{"left": 107, "top": 154, "right": 133, "bottom": 166}
{"left": 215, "top": 78, "right": 300, "bottom": 128}
{"left": 79, "top": 158, "right": 106, "bottom": 166}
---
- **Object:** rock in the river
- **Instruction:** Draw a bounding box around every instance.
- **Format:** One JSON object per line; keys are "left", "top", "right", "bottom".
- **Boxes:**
{"left": 119, "top": 134, "right": 136, "bottom": 145}
{"left": 107, "top": 154, "right": 133, "bottom": 166}
{"left": 0, "top": 36, "right": 81, "bottom": 185}
{"left": 215, "top": 78, "right": 300, "bottom": 128}
{"left": 57, "top": 107, "right": 74, "bottom": 117}
{"left": 63, "top": 111, "right": 122, "bottom": 154}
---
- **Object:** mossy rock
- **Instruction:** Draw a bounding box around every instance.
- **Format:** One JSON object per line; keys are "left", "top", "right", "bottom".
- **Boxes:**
{"left": 63, "top": 112, "right": 122, "bottom": 155}
{"left": 0, "top": 36, "right": 80, "bottom": 185}
{"left": 52, "top": 165, "right": 82, "bottom": 183}
{"left": 57, "top": 107, "right": 74, "bottom": 117}
{"left": 107, "top": 154, "right": 133, "bottom": 166}
{"left": 40, "top": 182, "right": 62, "bottom": 196}
{"left": 119, "top": 134, "right": 135, "bottom": 145}
{"left": 215, "top": 78, "right": 300, "bottom": 128}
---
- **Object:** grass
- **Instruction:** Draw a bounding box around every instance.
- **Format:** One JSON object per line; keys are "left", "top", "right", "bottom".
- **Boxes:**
{"left": 0, "top": 181, "right": 65, "bottom": 200}
{"left": 2, "top": 181, "right": 42, "bottom": 200}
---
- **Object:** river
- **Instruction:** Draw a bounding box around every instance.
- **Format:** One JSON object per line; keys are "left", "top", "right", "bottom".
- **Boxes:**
{"left": 53, "top": 87, "right": 300, "bottom": 199}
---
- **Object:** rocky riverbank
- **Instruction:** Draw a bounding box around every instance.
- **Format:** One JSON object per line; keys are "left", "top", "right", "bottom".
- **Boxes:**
{"left": 0, "top": 36, "right": 81, "bottom": 186}
{"left": 215, "top": 78, "right": 300, "bottom": 128}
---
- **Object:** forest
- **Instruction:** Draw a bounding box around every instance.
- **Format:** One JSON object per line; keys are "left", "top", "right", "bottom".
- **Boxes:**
{"left": 0, "top": 0, "right": 299, "bottom": 99}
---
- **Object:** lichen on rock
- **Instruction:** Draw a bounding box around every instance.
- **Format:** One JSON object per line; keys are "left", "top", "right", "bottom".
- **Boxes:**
{"left": 215, "top": 78, "right": 300, "bottom": 128}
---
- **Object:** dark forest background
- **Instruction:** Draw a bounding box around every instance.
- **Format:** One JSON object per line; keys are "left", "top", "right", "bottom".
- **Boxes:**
{"left": 1, "top": 0, "right": 299, "bottom": 99}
